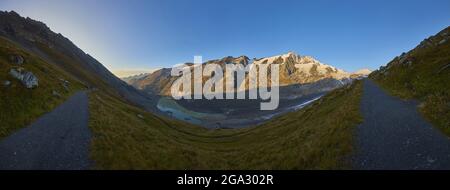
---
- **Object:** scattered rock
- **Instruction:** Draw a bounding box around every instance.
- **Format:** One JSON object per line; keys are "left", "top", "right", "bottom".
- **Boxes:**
{"left": 397, "top": 55, "right": 414, "bottom": 67}
{"left": 418, "top": 102, "right": 426, "bottom": 109}
{"left": 438, "top": 39, "right": 447, "bottom": 45}
{"left": 9, "top": 68, "right": 39, "bottom": 88}
{"left": 59, "top": 78, "right": 69, "bottom": 83}
{"left": 417, "top": 38, "right": 434, "bottom": 49}
{"left": 63, "top": 85, "right": 69, "bottom": 92}
{"left": 59, "top": 78, "right": 70, "bottom": 92}
{"left": 437, "top": 63, "right": 450, "bottom": 74}
{"left": 2, "top": 80, "right": 11, "bottom": 86}
{"left": 95, "top": 95, "right": 103, "bottom": 101}
{"left": 137, "top": 114, "right": 144, "bottom": 119}
{"left": 399, "top": 58, "right": 406, "bottom": 64}
{"left": 52, "top": 90, "right": 61, "bottom": 98}
{"left": 9, "top": 54, "right": 24, "bottom": 65}
{"left": 405, "top": 60, "right": 413, "bottom": 67}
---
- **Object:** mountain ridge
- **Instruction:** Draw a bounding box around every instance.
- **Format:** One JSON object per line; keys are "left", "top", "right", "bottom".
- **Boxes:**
{"left": 0, "top": 10, "right": 158, "bottom": 111}
{"left": 126, "top": 51, "right": 369, "bottom": 96}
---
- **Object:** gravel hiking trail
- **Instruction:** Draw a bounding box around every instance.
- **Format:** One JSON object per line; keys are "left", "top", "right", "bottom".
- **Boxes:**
{"left": 353, "top": 79, "right": 450, "bottom": 169}
{"left": 0, "top": 91, "right": 91, "bottom": 170}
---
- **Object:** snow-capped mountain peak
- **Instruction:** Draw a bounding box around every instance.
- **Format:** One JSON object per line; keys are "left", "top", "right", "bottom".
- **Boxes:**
{"left": 353, "top": 68, "right": 372, "bottom": 76}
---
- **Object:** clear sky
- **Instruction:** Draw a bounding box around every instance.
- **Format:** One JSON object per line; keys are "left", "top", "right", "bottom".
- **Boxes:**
{"left": 1, "top": 0, "right": 449, "bottom": 76}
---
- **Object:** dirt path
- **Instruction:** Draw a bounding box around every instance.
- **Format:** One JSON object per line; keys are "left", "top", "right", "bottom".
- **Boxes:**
{"left": 0, "top": 91, "right": 91, "bottom": 170}
{"left": 353, "top": 79, "right": 450, "bottom": 169}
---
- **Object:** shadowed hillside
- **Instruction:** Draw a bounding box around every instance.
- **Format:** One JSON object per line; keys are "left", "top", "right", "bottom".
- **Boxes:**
{"left": 0, "top": 11, "right": 157, "bottom": 112}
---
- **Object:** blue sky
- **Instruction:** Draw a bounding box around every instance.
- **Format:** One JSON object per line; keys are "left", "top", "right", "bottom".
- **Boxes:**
{"left": 1, "top": 0, "right": 449, "bottom": 76}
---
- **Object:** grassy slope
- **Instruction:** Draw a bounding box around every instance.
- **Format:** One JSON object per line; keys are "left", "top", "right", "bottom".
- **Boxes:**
{"left": 0, "top": 37, "right": 84, "bottom": 139}
{"left": 89, "top": 80, "right": 363, "bottom": 169}
{"left": 370, "top": 28, "right": 450, "bottom": 135}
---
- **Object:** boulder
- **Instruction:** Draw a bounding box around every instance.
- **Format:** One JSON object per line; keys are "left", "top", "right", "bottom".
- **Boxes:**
{"left": 9, "top": 55, "right": 24, "bottom": 65}
{"left": 9, "top": 68, "right": 39, "bottom": 88}
{"left": 9, "top": 68, "right": 22, "bottom": 79}
{"left": 59, "top": 78, "right": 70, "bottom": 92}
{"left": 52, "top": 90, "right": 61, "bottom": 98}
{"left": 2, "top": 80, "right": 11, "bottom": 86}
{"left": 63, "top": 82, "right": 70, "bottom": 91}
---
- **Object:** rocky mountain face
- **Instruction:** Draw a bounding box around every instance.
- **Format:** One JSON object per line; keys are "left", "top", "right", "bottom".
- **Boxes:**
{"left": 0, "top": 11, "right": 156, "bottom": 111}
{"left": 253, "top": 52, "right": 351, "bottom": 85}
{"left": 128, "top": 51, "right": 369, "bottom": 97}
{"left": 128, "top": 56, "right": 252, "bottom": 95}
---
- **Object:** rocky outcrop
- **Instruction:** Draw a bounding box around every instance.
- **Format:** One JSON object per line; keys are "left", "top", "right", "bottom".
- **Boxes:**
{"left": 9, "top": 68, "right": 39, "bottom": 88}
{"left": 415, "top": 28, "right": 449, "bottom": 50}
{"left": 375, "top": 26, "right": 450, "bottom": 76}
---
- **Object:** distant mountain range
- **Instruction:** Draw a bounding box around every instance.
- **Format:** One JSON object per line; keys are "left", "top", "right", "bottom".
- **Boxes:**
{"left": 121, "top": 51, "right": 372, "bottom": 127}
{"left": 121, "top": 73, "right": 151, "bottom": 84}
{"left": 125, "top": 51, "right": 371, "bottom": 97}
